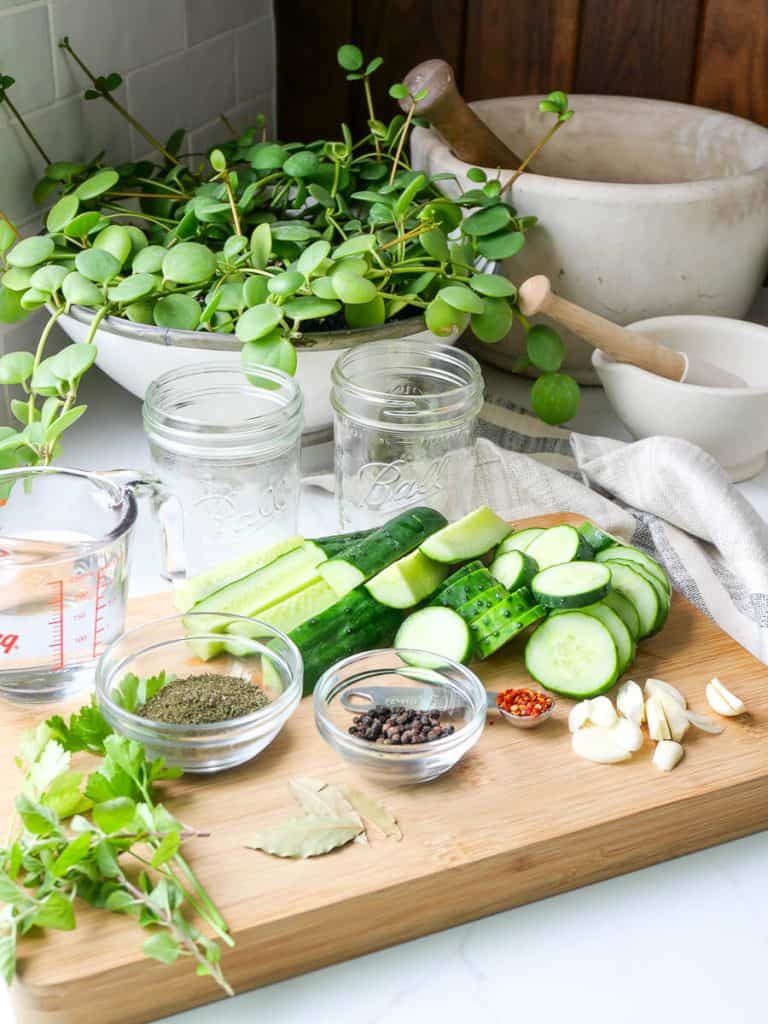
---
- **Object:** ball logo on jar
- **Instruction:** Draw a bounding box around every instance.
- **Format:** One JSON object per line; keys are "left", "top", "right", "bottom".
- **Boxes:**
{"left": 357, "top": 456, "right": 451, "bottom": 510}
{"left": 193, "top": 478, "right": 290, "bottom": 536}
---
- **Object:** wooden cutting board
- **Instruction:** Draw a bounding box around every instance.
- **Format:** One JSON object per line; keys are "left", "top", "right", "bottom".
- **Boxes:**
{"left": 5, "top": 513, "right": 768, "bottom": 1024}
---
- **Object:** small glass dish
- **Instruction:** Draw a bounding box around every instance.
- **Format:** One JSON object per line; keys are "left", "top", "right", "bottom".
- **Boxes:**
{"left": 96, "top": 613, "right": 302, "bottom": 773}
{"left": 313, "top": 649, "right": 487, "bottom": 785}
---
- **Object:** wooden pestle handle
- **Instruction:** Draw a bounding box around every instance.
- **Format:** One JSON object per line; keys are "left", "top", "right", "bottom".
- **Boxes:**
{"left": 518, "top": 276, "right": 687, "bottom": 382}
{"left": 401, "top": 59, "right": 523, "bottom": 168}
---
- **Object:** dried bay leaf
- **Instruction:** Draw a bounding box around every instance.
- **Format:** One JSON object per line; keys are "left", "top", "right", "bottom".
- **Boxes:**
{"left": 288, "top": 777, "right": 368, "bottom": 844}
{"left": 247, "top": 815, "right": 362, "bottom": 859}
{"left": 338, "top": 785, "right": 402, "bottom": 841}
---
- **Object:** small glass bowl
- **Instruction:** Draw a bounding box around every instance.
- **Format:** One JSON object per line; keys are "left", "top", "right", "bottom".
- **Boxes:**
{"left": 96, "top": 613, "right": 302, "bottom": 773}
{"left": 313, "top": 649, "right": 487, "bottom": 785}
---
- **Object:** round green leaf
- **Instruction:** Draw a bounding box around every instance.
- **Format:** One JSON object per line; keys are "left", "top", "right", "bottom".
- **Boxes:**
{"left": 250, "top": 223, "right": 272, "bottom": 269}
{"left": 123, "top": 300, "right": 155, "bottom": 324}
{"left": 45, "top": 160, "right": 87, "bottom": 182}
{"left": 242, "top": 331, "right": 298, "bottom": 380}
{"left": 211, "top": 281, "right": 245, "bottom": 312}
{"left": 462, "top": 204, "right": 511, "bottom": 237}
{"left": 330, "top": 270, "right": 377, "bottom": 305}
{"left": 470, "top": 297, "right": 513, "bottom": 343}
{"left": 476, "top": 230, "right": 525, "bottom": 260}
{"left": 425, "top": 295, "right": 467, "bottom": 336}
{"left": 162, "top": 242, "right": 217, "bottom": 285}
{"left": 267, "top": 270, "right": 305, "bottom": 297}
{"left": 93, "top": 225, "right": 132, "bottom": 266}
{"left": 236, "top": 303, "right": 282, "bottom": 342}
{"left": 527, "top": 324, "right": 565, "bottom": 373}
{"left": 75, "top": 168, "right": 119, "bottom": 200}
{"left": 311, "top": 275, "right": 338, "bottom": 300}
{"left": 0, "top": 285, "right": 25, "bottom": 324}
{"left": 337, "top": 44, "right": 363, "bottom": 71}
{"left": 46, "top": 195, "right": 80, "bottom": 234}
{"left": 153, "top": 293, "right": 201, "bottom": 331}
{"left": 469, "top": 273, "right": 516, "bottom": 298}
{"left": 438, "top": 284, "right": 485, "bottom": 315}
{"left": 7, "top": 236, "right": 55, "bottom": 269}
{"left": 64, "top": 211, "right": 103, "bottom": 238}
{"left": 333, "top": 234, "right": 376, "bottom": 259}
{"left": 210, "top": 148, "right": 227, "bottom": 173}
{"left": 531, "top": 373, "right": 581, "bottom": 425}
{"left": 243, "top": 275, "right": 269, "bottom": 306}
{"left": 107, "top": 273, "right": 158, "bottom": 304}
{"left": 29, "top": 265, "right": 69, "bottom": 294}
{"left": 0, "top": 351, "right": 34, "bottom": 384}
{"left": 331, "top": 257, "right": 368, "bottom": 278}
{"left": 248, "top": 143, "right": 288, "bottom": 170}
{"left": 125, "top": 226, "right": 148, "bottom": 256}
{"left": 223, "top": 234, "right": 248, "bottom": 261}
{"left": 2, "top": 267, "right": 33, "bottom": 291}
{"left": 466, "top": 167, "right": 487, "bottom": 183}
{"left": 49, "top": 343, "right": 97, "bottom": 382}
{"left": 62, "top": 271, "right": 104, "bottom": 307}
{"left": 420, "top": 227, "right": 449, "bottom": 262}
{"left": 0, "top": 218, "right": 18, "bottom": 254}
{"left": 31, "top": 356, "right": 62, "bottom": 396}
{"left": 388, "top": 83, "right": 409, "bottom": 100}
{"left": 75, "top": 248, "right": 120, "bottom": 284}
{"left": 270, "top": 222, "right": 319, "bottom": 242}
{"left": 132, "top": 245, "right": 167, "bottom": 274}
{"left": 20, "top": 288, "right": 49, "bottom": 311}
{"left": 297, "top": 239, "right": 331, "bottom": 277}
{"left": 282, "top": 150, "right": 319, "bottom": 178}
{"left": 344, "top": 295, "right": 386, "bottom": 329}
{"left": 283, "top": 296, "right": 340, "bottom": 322}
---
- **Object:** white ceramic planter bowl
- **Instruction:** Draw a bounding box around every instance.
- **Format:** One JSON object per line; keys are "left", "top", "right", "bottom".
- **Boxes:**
{"left": 593, "top": 315, "right": 768, "bottom": 482}
{"left": 57, "top": 307, "right": 457, "bottom": 439}
{"left": 411, "top": 95, "right": 768, "bottom": 383}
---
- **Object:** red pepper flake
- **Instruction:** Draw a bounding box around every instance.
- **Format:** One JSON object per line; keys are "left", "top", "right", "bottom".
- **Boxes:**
{"left": 496, "top": 687, "right": 553, "bottom": 719}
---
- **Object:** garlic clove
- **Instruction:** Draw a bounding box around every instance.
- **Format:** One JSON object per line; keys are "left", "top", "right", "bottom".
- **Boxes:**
{"left": 645, "top": 696, "right": 671, "bottom": 741}
{"left": 568, "top": 699, "right": 594, "bottom": 733}
{"left": 616, "top": 680, "right": 644, "bottom": 725}
{"left": 611, "top": 716, "right": 644, "bottom": 753}
{"left": 706, "top": 678, "right": 746, "bottom": 717}
{"left": 653, "top": 740, "right": 684, "bottom": 772}
{"left": 655, "top": 692, "right": 690, "bottom": 742}
{"left": 572, "top": 726, "right": 632, "bottom": 764}
{"left": 589, "top": 695, "right": 618, "bottom": 728}
{"left": 645, "top": 678, "right": 686, "bottom": 708}
{"left": 686, "top": 709, "right": 725, "bottom": 735}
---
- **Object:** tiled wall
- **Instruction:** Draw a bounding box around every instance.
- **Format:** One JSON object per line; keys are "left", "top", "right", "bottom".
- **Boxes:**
{"left": 0, "top": 0, "right": 276, "bottom": 364}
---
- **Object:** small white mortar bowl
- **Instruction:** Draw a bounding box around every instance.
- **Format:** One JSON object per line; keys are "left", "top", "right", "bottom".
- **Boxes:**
{"left": 593, "top": 315, "right": 768, "bottom": 482}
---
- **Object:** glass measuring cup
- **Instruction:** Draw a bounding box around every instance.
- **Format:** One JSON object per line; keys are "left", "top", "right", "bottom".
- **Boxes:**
{"left": 0, "top": 466, "right": 179, "bottom": 704}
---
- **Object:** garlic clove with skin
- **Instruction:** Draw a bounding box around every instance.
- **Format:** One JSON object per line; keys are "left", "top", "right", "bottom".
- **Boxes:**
{"left": 645, "top": 678, "right": 686, "bottom": 708}
{"left": 616, "top": 680, "right": 644, "bottom": 725}
{"left": 653, "top": 740, "right": 684, "bottom": 772}
{"left": 706, "top": 678, "right": 746, "bottom": 717}
{"left": 685, "top": 709, "right": 725, "bottom": 735}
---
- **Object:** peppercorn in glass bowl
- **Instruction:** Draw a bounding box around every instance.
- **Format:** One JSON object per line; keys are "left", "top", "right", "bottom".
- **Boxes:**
{"left": 313, "top": 649, "right": 487, "bottom": 785}
{"left": 96, "top": 613, "right": 302, "bottom": 773}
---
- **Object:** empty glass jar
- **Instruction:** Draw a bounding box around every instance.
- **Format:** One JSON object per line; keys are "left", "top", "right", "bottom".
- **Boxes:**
{"left": 331, "top": 340, "right": 483, "bottom": 528}
{"left": 143, "top": 362, "right": 303, "bottom": 576}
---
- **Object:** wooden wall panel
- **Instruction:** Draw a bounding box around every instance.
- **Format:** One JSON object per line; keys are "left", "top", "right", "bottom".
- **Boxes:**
{"left": 463, "top": 0, "right": 581, "bottom": 99}
{"left": 693, "top": 0, "right": 768, "bottom": 125}
{"left": 574, "top": 0, "right": 702, "bottom": 101}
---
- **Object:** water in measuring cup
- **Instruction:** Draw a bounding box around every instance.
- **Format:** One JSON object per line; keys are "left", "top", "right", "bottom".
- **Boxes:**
{"left": 0, "top": 529, "right": 129, "bottom": 704}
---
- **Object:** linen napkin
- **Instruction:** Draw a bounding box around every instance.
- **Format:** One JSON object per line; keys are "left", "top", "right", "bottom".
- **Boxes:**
{"left": 307, "top": 393, "right": 768, "bottom": 664}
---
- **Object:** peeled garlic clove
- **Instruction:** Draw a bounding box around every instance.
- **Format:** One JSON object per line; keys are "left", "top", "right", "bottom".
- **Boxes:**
{"left": 706, "top": 678, "right": 746, "bottom": 717}
{"left": 655, "top": 692, "right": 690, "bottom": 742}
{"left": 616, "top": 680, "right": 644, "bottom": 725}
{"left": 589, "top": 695, "right": 618, "bottom": 728}
{"left": 611, "top": 716, "right": 644, "bottom": 753}
{"left": 572, "top": 726, "right": 632, "bottom": 764}
{"left": 645, "top": 696, "right": 671, "bottom": 741}
{"left": 653, "top": 740, "right": 684, "bottom": 772}
{"left": 568, "top": 699, "right": 594, "bottom": 733}
{"left": 685, "top": 709, "right": 724, "bottom": 734}
{"left": 645, "top": 678, "right": 686, "bottom": 708}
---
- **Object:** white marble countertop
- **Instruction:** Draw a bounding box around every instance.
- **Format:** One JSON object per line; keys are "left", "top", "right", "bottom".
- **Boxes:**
{"left": 3, "top": 345, "right": 768, "bottom": 1024}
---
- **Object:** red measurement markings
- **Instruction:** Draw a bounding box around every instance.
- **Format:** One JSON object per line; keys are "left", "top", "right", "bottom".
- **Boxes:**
{"left": 92, "top": 564, "right": 108, "bottom": 658}
{"left": 48, "top": 579, "right": 64, "bottom": 670}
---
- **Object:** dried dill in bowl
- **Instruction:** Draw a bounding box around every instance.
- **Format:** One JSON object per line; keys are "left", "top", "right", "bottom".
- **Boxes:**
{"left": 113, "top": 670, "right": 271, "bottom": 725}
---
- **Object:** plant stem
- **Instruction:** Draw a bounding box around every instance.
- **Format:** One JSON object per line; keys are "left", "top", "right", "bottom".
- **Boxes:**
{"left": 500, "top": 119, "right": 564, "bottom": 195}
{"left": 27, "top": 309, "right": 63, "bottom": 420}
{"left": 220, "top": 112, "right": 238, "bottom": 137}
{"left": 389, "top": 100, "right": 415, "bottom": 185}
{"left": 1, "top": 92, "right": 52, "bottom": 164}
{"left": 377, "top": 221, "right": 433, "bottom": 252}
{"left": 220, "top": 173, "right": 242, "bottom": 237}
{"left": 362, "top": 76, "right": 381, "bottom": 159}
{"left": 0, "top": 209, "right": 22, "bottom": 245}
{"left": 59, "top": 38, "right": 179, "bottom": 165}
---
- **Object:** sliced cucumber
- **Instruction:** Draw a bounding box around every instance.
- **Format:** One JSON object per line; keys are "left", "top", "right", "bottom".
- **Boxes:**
{"left": 472, "top": 598, "right": 546, "bottom": 659}
{"left": 395, "top": 606, "right": 473, "bottom": 667}
{"left": 319, "top": 507, "right": 447, "bottom": 597}
{"left": 420, "top": 506, "right": 511, "bottom": 563}
{"left": 525, "top": 524, "right": 594, "bottom": 569}
{"left": 174, "top": 535, "right": 304, "bottom": 612}
{"left": 365, "top": 549, "right": 450, "bottom": 609}
{"left": 531, "top": 561, "right": 611, "bottom": 609}
{"left": 489, "top": 550, "right": 538, "bottom": 591}
{"left": 611, "top": 560, "right": 670, "bottom": 633}
{"left": 596, "top": 546, "right": 670, "bottom": 592}
{"left": 454, "top": 583, "right": 509, "bottom": 621}
{"left": 604, "top": 561, "right": 659, "bottom": 639}
{"left": 310, "top": 528, "right": 375, "bottom": 559}
{"left": 602, "top": 589, "right": 641, "bottom": 642}
{"left": 525, "top": 612, "right": 619, "bottom": 698}
{"left": 578, "top": 522, "right": 620, "bottom": 553}
{"left": 496, "top": 527, "right": 545, "bottom": 555}
{"left": 225, "top": 579, "right": 338, "bottom": 637}
{"left": 580, "top": 603, "right": 634, "bottom": 673}
{"left": 432, "top": 567, "right": 498, "bottom": 610}
{"left": 432, "top": 560, "right": 485, "bottom": 601}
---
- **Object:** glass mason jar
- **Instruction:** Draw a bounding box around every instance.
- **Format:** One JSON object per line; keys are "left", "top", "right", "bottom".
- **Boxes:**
{"left": 331, "top": 340, "right": 483, "bottom": 529}
{"left": 143, "top": 362, "right": 303, "bottom": 576}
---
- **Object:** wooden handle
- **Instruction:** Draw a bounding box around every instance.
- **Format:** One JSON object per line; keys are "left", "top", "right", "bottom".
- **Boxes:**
{"left": 401, "top": 59, "right": 522, "bottom": 168}
{"left": 518, "top": 276, "right": 686, "bottom": 382}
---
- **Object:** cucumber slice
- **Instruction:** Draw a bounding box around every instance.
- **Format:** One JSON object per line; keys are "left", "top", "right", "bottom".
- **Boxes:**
{"left": 525, "top": 524, "right": 594, "bottom": 569}
{"left": 602, "top": 589, "right": 641, "bottom": 642}
{"left": 489, "top": 550, "right": 538, "bottom": 590}
{"left": 432, "top": 560, "right": 485, "bottom": 600}
{"left": 604, "top": 562, "right": 660, "bottom": 639}
{"left": 395, "top": 607, "right": 473, "bottom": 667}
{"left": 365, "top": 549, "right": 450, "bottom": 609}
{"left": 420, "top": 506, "right": 511, "bottom": 563}
{"left": 454, "top": 583, "right": 509, "bottom": 621}
{"left": 579, "top": 603, "right": 635, "bottom": 673}
{"left": 226, "top": 579, "right": 338, "bottom": 636}
{"left": 472, "top": 598, "right": 546, "bottom": 659}
{"left": 432, "top": 567, "right": 498, "bottom": 610}
{"left": 174, "top": 535, "right": 304, "bottom": 612}
{"left": 596, "top": 546, "right": 670, "bottom": 592}
{"left": 578, "top": 522, "right": 620, "bottom": 553}
{"left": 311, "top": 528, "right": 374, "bottom": 559}
{"left": 610, "top": 560, "right": 670, "bottom": 633}
{"left": 497, "top": 527, "right": 545, "bottom": 555}
{"left": 319, "top": 507, "right": 448, "bottom": 597}
{"left": 525, "top": 612, "right": 619, "bottom": 698}
{"left": 531, "top": 561, "right": 611, "bottom": 609}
